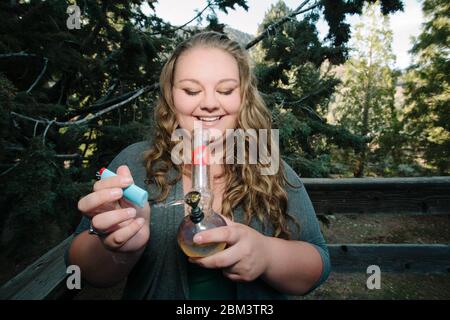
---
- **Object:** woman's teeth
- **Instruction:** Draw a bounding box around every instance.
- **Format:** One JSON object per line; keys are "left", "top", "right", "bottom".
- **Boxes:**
{"left": 197, "top": 116, "right": 221, "bottom": 122}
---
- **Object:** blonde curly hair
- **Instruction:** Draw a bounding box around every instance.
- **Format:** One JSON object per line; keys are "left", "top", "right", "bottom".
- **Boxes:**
{"left": 144, "top": 31, "right": 298, "bottom": 239}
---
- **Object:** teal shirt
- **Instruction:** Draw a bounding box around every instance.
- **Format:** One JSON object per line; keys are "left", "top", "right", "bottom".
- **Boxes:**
{"left": 67, "top": 140, "right": 331, "bottom": 299}
{"left": 187, "top": 263, "right": 236, "bottom": 300}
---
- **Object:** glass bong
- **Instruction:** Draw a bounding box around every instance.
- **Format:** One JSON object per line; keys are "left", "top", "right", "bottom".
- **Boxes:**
{"left": 177, "top": 126, "right": 227, "bottom": 258}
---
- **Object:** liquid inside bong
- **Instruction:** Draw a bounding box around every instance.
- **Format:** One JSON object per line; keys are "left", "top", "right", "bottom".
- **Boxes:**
{"left": 178, "top": 240, "right": 226, "bottom": 258}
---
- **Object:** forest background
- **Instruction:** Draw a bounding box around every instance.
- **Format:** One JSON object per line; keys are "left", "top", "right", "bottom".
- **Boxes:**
{"left": 0, "top": 0, "right": 448, "bottom": 298}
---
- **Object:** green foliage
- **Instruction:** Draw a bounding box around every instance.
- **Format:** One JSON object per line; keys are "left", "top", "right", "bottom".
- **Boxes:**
{"left": 0, "top": 138, "right": 91, "bottom": 260}
{"left": 254, "top": 1, "right": 377, "bottom": 177}
{"left": 403, "top": 0, "right": 450, "bottom": 174}
{"left": 0, "top": 0, "right": 168, "bottom": 260}
{"left": 0, "top": 0, "right": 254, "bottom": 265}
{"left": 215, "top": 0, "right": 249, "bottom": 13}
{"left": 320, "top": 0, "right": 403, "bottom": 63}
{"left": 0, "top": 0, "right": 405, "bottom": 267}
{"left": 329, "top": 1, "right": 401, "bottom": 177}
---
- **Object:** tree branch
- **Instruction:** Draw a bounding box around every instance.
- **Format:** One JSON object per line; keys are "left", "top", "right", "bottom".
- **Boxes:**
{"left": 42, "top": 119, "right": 55, "bottom": 145}
{"left": 0, "top": 153, "right": 84, "bottom": 177}
{"left": 245, "top": 0, "right": 320, "bottom": 50}
{"left": 177, "top": 2, "right": 211, "bottom": 30}
{"left": 0, "top": 162, "right": 20, "bottom": 177}
{"left": 0, "top": 52, "right": 37, "bottom": 59}
{"left": 0, "top": 52, "right": 49, "bottom": 94}
{"left": 26, "top": 57, "right": 48, "bottom": 94}
{"left": 4, "top": 146, "right": 82, "bottom": 159}
{"left": 11, "top": 84, "right": 154, "bottom": 128}
{"left": 62, "top": 85, "right": 141, "bottom": 121}
{"left": 53, "top": 153, "right": 82, "bottom": 159}
{"left": 147, "top": 1, "right": 213, "bottom": 36}
{"left": 67, "top": 86, "right": 150, "bottom": 126}
{"left": 10, "top": 112, "right": 47, "bottom": 125}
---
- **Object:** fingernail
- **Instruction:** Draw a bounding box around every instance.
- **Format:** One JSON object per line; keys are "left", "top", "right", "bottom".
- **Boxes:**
{"left": 121, "top": 177, "right": 133, "bottom": 185}
{"left": 136, "top": 217, "right": 145, "bottom": 226}
{"left": 194, "top": 235, "right": 202, "bottom": 243}
{"left": 111, "top": 189, "right": 123, "bottom": 197}
{"left": 127, "top": 208, "right": 136, "bottom": 218}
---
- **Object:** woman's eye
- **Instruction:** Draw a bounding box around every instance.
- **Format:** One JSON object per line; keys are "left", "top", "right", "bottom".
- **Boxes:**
{"left": 218, "top": 89, "right": 234, "bottom": 95}
{"left": 184, "top": 89, "right": 200, "bottom": 96}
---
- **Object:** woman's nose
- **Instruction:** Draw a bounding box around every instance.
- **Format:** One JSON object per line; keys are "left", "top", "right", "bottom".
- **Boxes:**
{"left": 200, "top": 91, "right": 220, "bottom": 112}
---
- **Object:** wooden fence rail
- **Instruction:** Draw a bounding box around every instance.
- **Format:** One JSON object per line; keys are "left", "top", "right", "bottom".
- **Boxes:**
{"left": 328, "top": 244, "right": 450, "bottom": 273}
{"left": 303, "top": 176, "right": 450, "bottom": 215}
{"left": 0, "top": 237, "right": 74, "bottom": 300}
{"left": 1, "top": 176, "right": 449, "bottom": 299}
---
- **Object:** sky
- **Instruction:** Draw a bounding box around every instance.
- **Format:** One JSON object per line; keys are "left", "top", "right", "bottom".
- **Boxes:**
{"left": 143, "top": 0, "right": 424, "bottom": 70}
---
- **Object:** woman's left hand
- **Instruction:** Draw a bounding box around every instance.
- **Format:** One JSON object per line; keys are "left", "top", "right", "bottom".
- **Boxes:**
{"left": 189, "top": 216, "right": 270, "bottom": 282}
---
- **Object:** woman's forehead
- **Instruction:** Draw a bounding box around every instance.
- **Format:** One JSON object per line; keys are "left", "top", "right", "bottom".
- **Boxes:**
{"left": 174, "top": 47, "right": 239, "bottom": 81}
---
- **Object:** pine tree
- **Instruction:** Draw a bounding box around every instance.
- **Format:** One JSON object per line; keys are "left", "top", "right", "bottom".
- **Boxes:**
{"left": 253, "top": 1, "right": 402, "bottom": 177}
{"left": 0, "top": 0, "right": 403, "bottom": 268}
{"left": 330, "top": 1, "right": 399, "bottom": 177}
{"left": 403, "top": 0, "right": 450, "bottom": 175}
{"left": 0, "top": 0, "right": 248, "bottom": 261}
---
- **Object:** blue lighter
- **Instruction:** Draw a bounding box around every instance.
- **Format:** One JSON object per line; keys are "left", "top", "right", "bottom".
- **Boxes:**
{"left": 97, "top": 167, "right": 148, "bottom": 208}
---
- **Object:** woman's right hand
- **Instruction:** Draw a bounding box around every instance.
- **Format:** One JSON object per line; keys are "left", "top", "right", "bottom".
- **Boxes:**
{"left": 77, "top": 165, "right": 150, "bottom": 253}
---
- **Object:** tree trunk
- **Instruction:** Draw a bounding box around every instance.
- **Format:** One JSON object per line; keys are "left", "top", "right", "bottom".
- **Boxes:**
{"left": 355, "top": 46, "right": 373, "bottom": 177}
{"left": 354, "top": 98, "right": 370, "bottom": 177}
{"left": 354, "top": 148, "right": 366, "bottom": 177}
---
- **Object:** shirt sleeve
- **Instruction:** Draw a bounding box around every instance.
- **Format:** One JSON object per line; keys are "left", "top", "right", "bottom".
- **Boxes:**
{"left": 282, "top": 160, "right": 331, "bottom": 294}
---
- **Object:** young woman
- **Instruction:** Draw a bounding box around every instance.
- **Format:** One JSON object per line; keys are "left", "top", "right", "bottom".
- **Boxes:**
{"left": 68, "top": 31, "right": 330, "bottom": 299}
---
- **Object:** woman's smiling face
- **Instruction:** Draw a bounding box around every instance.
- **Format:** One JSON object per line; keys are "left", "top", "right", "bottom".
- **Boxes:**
{"left": 172, "top": 47, "right": 241, "bottom": 134}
